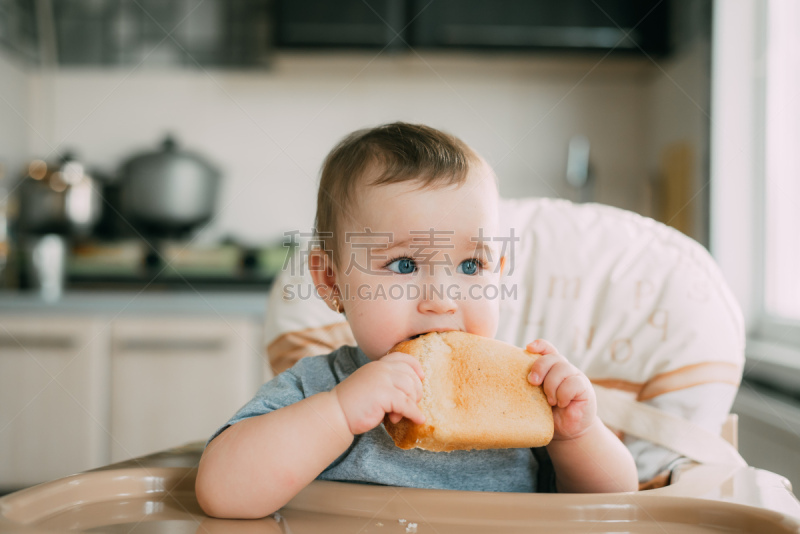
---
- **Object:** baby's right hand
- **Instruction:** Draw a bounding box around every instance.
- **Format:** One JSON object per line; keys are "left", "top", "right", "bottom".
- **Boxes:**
{"left": 333, "top": 352, "right": 426, "bottom": 435}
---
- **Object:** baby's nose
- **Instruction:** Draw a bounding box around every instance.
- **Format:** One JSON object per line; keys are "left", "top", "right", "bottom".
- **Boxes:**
{"left": 417, "top": 283, "right": 457, "bottom": 315}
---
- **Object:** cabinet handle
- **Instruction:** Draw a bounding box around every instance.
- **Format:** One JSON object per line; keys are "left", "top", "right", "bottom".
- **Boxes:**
{"left": 116, "top": 339, "right": 225, "bottom": 353}
{"left": 0, "top": 335, "right": 76, "bottom": 350}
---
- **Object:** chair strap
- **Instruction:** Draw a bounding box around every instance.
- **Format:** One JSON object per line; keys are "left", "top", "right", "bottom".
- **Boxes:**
{"left": 594, "top": 385, "right": 747, "bottom": 467}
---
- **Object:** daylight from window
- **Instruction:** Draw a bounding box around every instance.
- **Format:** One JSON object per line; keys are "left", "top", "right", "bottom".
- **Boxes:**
{"left": 763, "top": 0, "right": 800, "bottom": 322}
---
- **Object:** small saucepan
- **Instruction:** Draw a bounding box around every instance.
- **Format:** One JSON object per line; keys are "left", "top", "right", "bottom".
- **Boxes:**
{"left": 17, "top": 154, "right": 102, "bottom": 237}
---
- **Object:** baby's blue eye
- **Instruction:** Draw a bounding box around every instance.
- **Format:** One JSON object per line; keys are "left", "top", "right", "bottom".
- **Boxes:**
{"left": 458, "top": 259, "right": 481, "bottom": 275}
{"left": 387, "top": 257, "right": 417, "bottom": 274}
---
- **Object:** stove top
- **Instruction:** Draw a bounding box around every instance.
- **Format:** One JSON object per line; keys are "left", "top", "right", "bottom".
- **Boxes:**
{"left": 66, "top": 240, "right": 294, "bottom": 291}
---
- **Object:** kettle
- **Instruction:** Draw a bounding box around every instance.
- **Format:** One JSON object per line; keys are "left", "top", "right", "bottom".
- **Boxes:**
{"left": 17, "top": 154, "right": 102, "bottom": 237}
{"left": 118, "top": 136, "right": 221, "bottom": 238}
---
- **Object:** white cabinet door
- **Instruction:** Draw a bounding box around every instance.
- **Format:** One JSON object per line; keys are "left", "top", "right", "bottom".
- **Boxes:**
{"left": 110, "top": 317, "right": 262, "bottom": 462}
{"left": 0, "top": 315, "right": 110, "bottom": 488}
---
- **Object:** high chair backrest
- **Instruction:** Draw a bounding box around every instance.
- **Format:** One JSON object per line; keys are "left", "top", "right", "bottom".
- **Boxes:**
{"left": 263, "top": 197, "right": 745, "bottom": 483}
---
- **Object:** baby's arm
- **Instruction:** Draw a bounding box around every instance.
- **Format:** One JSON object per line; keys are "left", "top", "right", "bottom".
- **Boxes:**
{"left": 196, "top": 352, "right": 425, "bottom": 519}
{"left": 527, "top": 339, "right": 638, "bottom": 493}
{"left": 196, "top": 390, "right": 352, "bottom": 518}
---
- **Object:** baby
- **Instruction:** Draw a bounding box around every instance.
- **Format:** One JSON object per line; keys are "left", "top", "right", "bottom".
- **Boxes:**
{"left": 196, "top": 123, "right": 638, "bottom": 519}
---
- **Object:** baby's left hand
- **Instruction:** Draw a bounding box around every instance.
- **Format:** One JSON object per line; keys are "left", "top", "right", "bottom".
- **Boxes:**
{"left": 526, "top": 339, "right": 597, "bottom": 441}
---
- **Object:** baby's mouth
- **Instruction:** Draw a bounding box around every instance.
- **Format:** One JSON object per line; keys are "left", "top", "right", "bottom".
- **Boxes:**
{"left": 404, "top": 330, "right": 446, "bottom": 341}
{"left": 404, "top": 330, "right": 459, "bottom": 342}
{"left": 400, "top": 333, "right": 426, "bottom": 343}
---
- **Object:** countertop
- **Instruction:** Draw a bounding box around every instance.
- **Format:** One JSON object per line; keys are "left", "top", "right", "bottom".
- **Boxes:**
{"left": 0, "top": 290, "right": 270, "bottom": 317}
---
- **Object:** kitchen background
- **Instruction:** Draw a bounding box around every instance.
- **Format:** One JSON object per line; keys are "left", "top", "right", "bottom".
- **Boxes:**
{"left": 1, "top": 0, "right": 799, "bottom": 497}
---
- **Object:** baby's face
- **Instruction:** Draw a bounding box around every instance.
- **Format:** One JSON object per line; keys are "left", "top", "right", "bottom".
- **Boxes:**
{"left": 333, "top": 161, "right": 505, "bottom": 360}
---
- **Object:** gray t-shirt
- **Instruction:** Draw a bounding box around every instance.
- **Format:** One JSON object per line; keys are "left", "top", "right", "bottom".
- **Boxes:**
{"left": 208, "top": 345, "right": 556, "bottom": 493}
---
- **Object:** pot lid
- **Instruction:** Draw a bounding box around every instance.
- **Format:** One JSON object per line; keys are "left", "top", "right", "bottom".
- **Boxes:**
{"left": 121, "top": 136, "right": 220, "bottom": 178}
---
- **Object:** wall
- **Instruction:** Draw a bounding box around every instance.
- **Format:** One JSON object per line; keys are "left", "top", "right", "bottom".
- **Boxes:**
{"left": 643, "top": 0, "right": 712, "bottom": 247}
{"left": 25, "top": 52, "right": 652, "bottom": 246}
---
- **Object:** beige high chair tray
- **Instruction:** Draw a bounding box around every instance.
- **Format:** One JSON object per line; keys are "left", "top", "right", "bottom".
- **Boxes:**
{"left": 1, "top": 442, "right": 799, "bottom": 533}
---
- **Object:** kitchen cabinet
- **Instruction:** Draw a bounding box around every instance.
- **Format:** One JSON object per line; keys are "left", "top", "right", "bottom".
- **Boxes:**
{"left": 276, "top": 0, "right": 407, "bottom": 49}
{"left": 410, "top": 0, "right": 669, "bottom": 54}
{"left": 0, "top": 293, "right": 269, "bottom": 490}
{"left": 0, "top": 0, "right": 38, "bottom": 63}
{"left": 0, "top": 0, "right": 272, "bottom": 67}
{"left": 109, "top": 316, "right": 263, "bottom": 462}
{"left": 3, "top": 0, "right": 672, "bottom": 68}
{"left": 0, "top": 315, "right": 110, "bottom": 489}
{"left": 276, "top": 0, "right": 670, "bottom": 55}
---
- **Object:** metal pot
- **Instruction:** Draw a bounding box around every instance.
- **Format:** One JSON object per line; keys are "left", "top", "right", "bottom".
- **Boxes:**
{"left": 119, "top": 136, "right": 221, "bottom": 238}
{"left": 17, "top": 155, "right": 102, "bottom": 237}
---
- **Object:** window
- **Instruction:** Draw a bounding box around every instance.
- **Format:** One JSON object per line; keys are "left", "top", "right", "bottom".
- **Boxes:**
{"left": 762, "top": 0, "right": 800, "bottom": 325}
{"left": 756, "top": 0, "right": 800, "bottom": 346}
{"left": 711, "top": 0, "right": 800, "bottom": 352}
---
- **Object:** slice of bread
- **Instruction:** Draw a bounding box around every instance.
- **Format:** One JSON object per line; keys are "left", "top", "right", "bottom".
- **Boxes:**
{"left": 383, "top": 331, "right": 554, "bottom": 451}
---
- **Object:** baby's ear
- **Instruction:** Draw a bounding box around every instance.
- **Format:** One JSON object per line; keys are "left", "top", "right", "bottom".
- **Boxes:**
{"left": 308, "top": 249, "right": 337, "bottom": 294}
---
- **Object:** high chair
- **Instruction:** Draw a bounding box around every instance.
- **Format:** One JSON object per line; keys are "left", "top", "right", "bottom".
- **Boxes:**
{"left": 1, "top": 198, "right": 799, "bottom": 533}
{"left": 264, "top": 197, "right": 748, "bottom": 485}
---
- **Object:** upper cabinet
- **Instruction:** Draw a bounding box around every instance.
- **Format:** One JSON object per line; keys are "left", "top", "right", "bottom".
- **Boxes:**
{"left": 0, "top": 0, "right": 39, "bottom": 63}
{"left": 276, "top": 0, "right": 670, "bottom": 55}
{"left": 55, "top": 0, "right": 272, "bottom": 67}
{"left": 0, "top": 0, "right": 273, "bottom": 67}
{"left": 0, "top": 0, "right": 670, "bottom": 68}
{"left": 409, "top": 0, "right": 670, "bottom": 54}
{"left": 275, "top": 0, "right": 407, "bottom": 50}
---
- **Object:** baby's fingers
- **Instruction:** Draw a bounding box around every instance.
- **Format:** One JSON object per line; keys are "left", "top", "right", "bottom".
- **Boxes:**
{"left": 383, "top": 352, "right": 425, "bottom": 382}
{"left": 527, "top": 352, "right": 563, "bottom": 386}
{"left": 540, "top": 361, "right": 579, "bottom": 406}
{"left": 393, "top": 394, "right": 426, "bottom": 425}
{"left": 526, "top": 339, "right": 558, "bottom": 356}
{"left": 555, "top": 374, "right": 589, "bottom": 408}
{"left": 387, "top": 412, "right": 403, "bottom": 424}
{"left": 388, "top": 364, "right": 424, "bottom": 402}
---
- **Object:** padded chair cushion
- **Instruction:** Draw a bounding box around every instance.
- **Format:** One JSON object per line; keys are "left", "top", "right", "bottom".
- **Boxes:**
{"left": 495, "top": 197, "right": 743, "bottom": 398}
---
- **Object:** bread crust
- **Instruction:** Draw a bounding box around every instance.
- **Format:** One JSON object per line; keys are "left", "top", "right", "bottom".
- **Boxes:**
{"left": 383, "top": 331, "right": 554, "bottom": 451}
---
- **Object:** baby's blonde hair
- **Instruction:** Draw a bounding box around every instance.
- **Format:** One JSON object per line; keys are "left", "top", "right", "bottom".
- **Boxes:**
{"left": 314, "top": 122, "right": 480, "bottom": 267}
